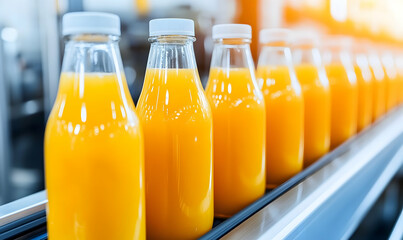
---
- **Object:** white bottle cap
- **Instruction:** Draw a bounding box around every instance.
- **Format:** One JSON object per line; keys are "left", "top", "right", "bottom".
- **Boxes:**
{"left": 149, "top": 18, "right": 195, "bottom": 37}
{"left": 259, "top": 28, "right": 293, "bottom": 44}
{"left": 62, "top": 12, "right": 121, "bottom": 37}
{"left": 212, "top": 24, "right": 252, "bottom": 40}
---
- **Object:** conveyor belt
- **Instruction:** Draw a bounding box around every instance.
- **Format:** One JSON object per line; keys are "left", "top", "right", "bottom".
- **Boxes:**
{"left": 1, "top": 107, "right": 403, "bottom": 240}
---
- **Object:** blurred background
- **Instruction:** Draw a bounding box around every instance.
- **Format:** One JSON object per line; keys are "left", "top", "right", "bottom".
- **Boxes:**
{"left": 0, "top": 0, "right": 402, "bottom": 238}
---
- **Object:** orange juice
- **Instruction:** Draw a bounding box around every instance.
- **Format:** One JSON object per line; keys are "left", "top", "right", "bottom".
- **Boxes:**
{"left": 257, "top": 65, "right": 304, "bottom": 188}
{"left": 45, "top": 73, "right": 145, "bottom": 239}
{"left": 294, "top": 64, "right": 330, "bottom": 166}
{"left": 395, "top": 54, "right": 403, "bottom": 104}
{"left": 354, "top": 65, "right": 373, "bottom": 131}
{"left": 383, "top": 66, "right": 399, "bottom": 111}
{"left": 399, "top": 80, "right": 403, "bottom": 104}
{"left": 396, "top": 57, "right": 403, "bottom": 104}
{"left": 137, "top": 68, "right": 213, "bottom": 239}
{"left": 206, "top": 67, "right": 265, "bottom": 217}
{"left": 369, "top": 66, "right": 386, "bottom": 121}
{"left": 397, "top": 71, "right": 403, "bottom": 104}
{"left": 325, "top": 64, "right": 358, "bottom": 148}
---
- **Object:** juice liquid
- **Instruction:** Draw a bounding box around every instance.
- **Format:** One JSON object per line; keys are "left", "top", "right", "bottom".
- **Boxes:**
{"left": 398, "top": 74, "right": 403, "bottom": 104}
{"left": 325, "top": 64, "right": 358, "bottom": 148}
{"left": 205, "top": 67, "right": 266, "bottom": 217}
{"left": 257, "top": 65, "right": 304, "bottom": 188}
{"left": 294, "top": 64, "right": 330, "bottom": 166}
{"left": 369, "top": 67, "right": 386, "bottom": 121}
{"left": 354, "top": 65, "right": 373, "bottom": 131}
{"left": 383, "top": 67, "right": 399, "bottom": 111}
{"left": 45, "top": 73, "right": 145, "bottom": 239}
{"left": 137, "top": 68, "right": 213, "bottom": 239}
{"left": 394, "top": 58, "right": 403, "bottom": 104}
{"left": 398, "top": 73, "right": 403, "bottom": 104}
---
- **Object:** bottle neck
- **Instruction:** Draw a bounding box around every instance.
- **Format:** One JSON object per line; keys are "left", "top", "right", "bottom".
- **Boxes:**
{"left": 62, "top": 34, "right": 123, "bottom": 74}
{"left": 322, "top": 48, "right": 353, "bottom": 66}
{"left": 257, "top": 45, "right": 301, "bottom": 93}
{"left": 146, "top": 35, "right": 197, "bottom": 69}
{"left": 368, "top": 51, "right": 386, "bottom": 80}
{"left": 210, "top": 38, "right": 254, "bottom": 70}
{"left": 292, "top": 46, "right": 323, "bottom": 67}
{"left": 381, "top": 52, "right": 398, "bottom": 78}
{"left": 395, "top": 54, "right": 403, "bottom": 76}
{"left": 58, "top": 34, "right": 131, "bottom": 104}
{"left": 258, "top": 45, "right": 294, "bottom": 67}
{"left": 354, "top": 52, "right": 370, "bottom": 68}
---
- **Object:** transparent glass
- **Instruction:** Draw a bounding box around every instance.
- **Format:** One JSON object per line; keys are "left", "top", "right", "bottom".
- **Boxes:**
{"left": 205, "top": 38, "right": 265, "bottom": 217}
{"left": 353, "top": 50, "right": 373, "bottom": 132}
{"left": 44, "top": 34, "right": 145, "bottom": 239}
{"left": 368, "top": 50, "right": 386, "bottom": 120}
{"left": 137, "top": 35, "right": 213, "bottom": 239}
{"left": 380, "top": 50, "right": 399, "bottom": 111}
{"left": 256, "top": 42, "right": 303, "bottom": 188}
{"left": 292, "top": 44, "right": 330, "bottom": 167}
{"left": 322, "top": 46, "right": 357, "bottom": 148}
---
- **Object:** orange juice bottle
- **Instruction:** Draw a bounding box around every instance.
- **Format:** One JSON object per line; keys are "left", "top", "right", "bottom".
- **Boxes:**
{"left": 137, "top": 19, "right": 213, "bottom": 239}
{"left": 380, "top": 49, "right": 399, "bottom": 111}
{"left": 292, "top": 33, "right": 330, "bottom": 167}
{"left": 368, "top": 46, "right": 387, "bottom": 121}
{"left": 44, "top": 13, "right": 145, "bottom": 239}
{"left": 322, "top": 37, "right": 358, "bottom": 148}
{"left": 257, "top": 29, "right": 304, "bottom": 188}
{"left": 395, "top": 51, "right": 403, "bottom": 104}
{"left": 353, "top": 43, "right": 373, "bottom": 132}
{"left": 205, "top": 24, "right": 266, "bottom": 217}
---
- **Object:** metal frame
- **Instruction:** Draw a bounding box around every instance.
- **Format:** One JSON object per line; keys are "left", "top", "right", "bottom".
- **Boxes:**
{"left": 0, "top": 26, "right": 11, "bottom": 205}
{"left": 0, "top": 191, "right": 46, "bottom": 227}
{"left": 0, "top": 191, "right": 46, "bottom": 239}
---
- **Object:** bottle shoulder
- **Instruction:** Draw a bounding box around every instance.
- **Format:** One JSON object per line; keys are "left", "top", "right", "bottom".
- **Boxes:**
{"left": 325, "top": 64, "right": 357, "bottom": 86}
{"left": 137, "top": 98, "right": 212, "bottom": 123}
{"left": 137, "top": 68, "right": 212, "bottom": 122}
{"left": 46, "top": 95, "right": 142, "bottom": 136}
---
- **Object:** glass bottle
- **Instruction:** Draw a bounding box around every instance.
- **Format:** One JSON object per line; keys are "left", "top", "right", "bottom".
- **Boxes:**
{"left": 322, "top": 36, "right": 357, "bottom": 148}
{"left": 352, "top": 40, "right": 373, "bottom": 132}
{"left": 394, "top": 50, "right": 403, "bottom": 105}
{"left": 205, "top": 24, "right": 266, "bottom": 217}
{"left": 292, "top": 32, "right": 330, "bottom": 167}
{"left": 137, "top": 18, "right": 213, "bottom": 239}
{"left": 257, "top": 28, "right": 304, "bottom": 188}
{"left": 44, "top": 12, "right": 145, "bottom": 239}
{"left": 380, "top": 47, "right": 399, "bottom": 111}
{"left": 367, "top": 43, "right": 387, "bottom": 121}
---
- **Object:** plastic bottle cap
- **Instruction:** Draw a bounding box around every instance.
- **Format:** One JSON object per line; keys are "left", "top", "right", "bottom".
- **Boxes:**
{"left": 259, "top": 28, "right": 293, "bottom": 44}
{"left": 149, "top": 18, "right": 195, "bottom": 37}
{"left": 62, "top": 12, "right": 121, "bottom": 36}
{"left": 212, "top": 24, "right": 252, "bottom": 40}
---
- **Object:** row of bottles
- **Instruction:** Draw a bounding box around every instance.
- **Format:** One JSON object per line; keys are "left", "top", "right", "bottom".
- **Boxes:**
{"left": 44, "top": 12, "right": 403, "bottom": 239}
